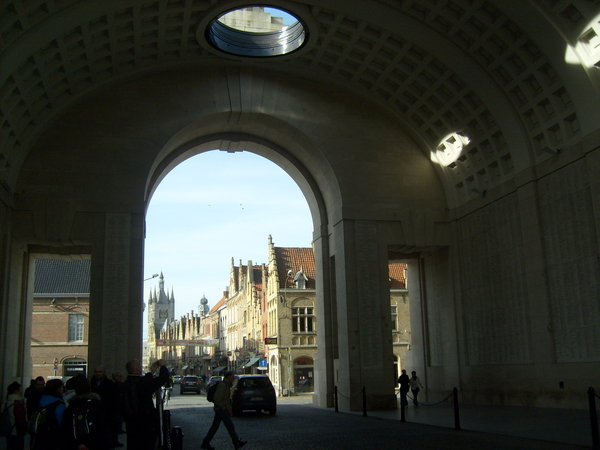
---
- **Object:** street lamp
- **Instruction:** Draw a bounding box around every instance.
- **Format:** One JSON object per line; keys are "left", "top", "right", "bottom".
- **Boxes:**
{"left": 234, "top": 349, "right": 240, "bottom": 374}
{"left": 144, "top": 273, "right": 159, "bottom": 281}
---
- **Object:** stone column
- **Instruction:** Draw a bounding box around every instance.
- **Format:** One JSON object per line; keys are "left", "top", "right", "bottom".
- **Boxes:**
{"left": 331, "top": 219, "right": 396, "bottom": 411}
{"left": 312, "top": 232, "right": 334, "bottom": 408}
{"left": 88, "top": 213, "right": 145, "bottom": 375}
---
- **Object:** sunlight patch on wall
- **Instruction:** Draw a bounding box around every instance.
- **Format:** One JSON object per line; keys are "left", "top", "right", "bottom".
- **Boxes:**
{"left": 564, "top": 14, "right": 600, "bottom": 69}
{"left": 431, "top": 132, "right": 470, "bottom": 167}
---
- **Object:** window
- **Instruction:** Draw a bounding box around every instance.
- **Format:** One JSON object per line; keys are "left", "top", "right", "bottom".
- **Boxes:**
{"left": 292, "top": 307, "right": 314, "bottom": 333}
{"left": 68, "top": 314, "right": 84, "bottom": 342}
{"left": 391, "top": 306, "right": 397, "bottom": 331}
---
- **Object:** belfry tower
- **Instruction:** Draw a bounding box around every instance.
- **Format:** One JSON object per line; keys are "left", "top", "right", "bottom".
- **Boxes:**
{"left": 147, "top": 272, "right": 175, "bottom": 339}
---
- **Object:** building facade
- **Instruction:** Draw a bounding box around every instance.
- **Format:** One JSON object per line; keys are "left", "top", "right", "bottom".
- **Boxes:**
{"left": 189, "top": 236, "right": 409, "bottom": 395}
{"left": 31, "top": 259, "right": 91, "bottom": 380}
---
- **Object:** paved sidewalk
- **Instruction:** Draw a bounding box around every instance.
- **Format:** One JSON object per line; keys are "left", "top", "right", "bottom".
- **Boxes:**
{"left": 162, "top": 393, "right": 592, "bottom": 450}
{"left": 354, "top": 399, "right": 593, "bottom": 448}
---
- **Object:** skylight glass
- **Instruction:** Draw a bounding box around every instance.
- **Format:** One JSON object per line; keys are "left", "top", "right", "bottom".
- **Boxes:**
{"left": 208, "top": 6, "right": 306, "bottom": 57}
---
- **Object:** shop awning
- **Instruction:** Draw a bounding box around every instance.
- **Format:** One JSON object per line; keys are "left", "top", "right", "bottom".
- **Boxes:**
{"left": 212, "top": 366, "right": 226, "bottom": 373}
{"left": 242, "top": 357, "right": 260, "bottom": 368}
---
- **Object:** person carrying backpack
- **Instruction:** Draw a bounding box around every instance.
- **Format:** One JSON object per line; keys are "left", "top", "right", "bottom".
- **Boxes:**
{"left": 62, "top": 377, "right": 109, "bottom": 450}
{"left": 30, "top": 378, "right": 66, "bottom": 450}
{"left": 1, "top": 382, "right": 28, "bottom": 450}
{"left": 201, "top": 371, "right": 247, "bottom": 450}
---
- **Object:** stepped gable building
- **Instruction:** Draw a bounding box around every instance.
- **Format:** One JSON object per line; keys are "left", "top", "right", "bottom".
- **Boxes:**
{"left": 266, "top": 236, "right": 318, "bottom": 395}
{"left": 158, "top": 310, "right": 203, "bottom": 376}
{"left": 225, "top": 257, "right": 266, "bottom": 373}
{"left": 203, "top": 295, "right": 228, "bottom": 376}
{"left": 201, "top": 236, "right": 409, "bottom": 395}
{"left": 32, "top": 259, "right": 91, "bottom": 379}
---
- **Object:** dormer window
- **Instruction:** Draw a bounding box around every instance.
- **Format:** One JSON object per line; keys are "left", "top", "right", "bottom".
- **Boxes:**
{"left": 293, "top": 269, "right": 308, "bottom": 289}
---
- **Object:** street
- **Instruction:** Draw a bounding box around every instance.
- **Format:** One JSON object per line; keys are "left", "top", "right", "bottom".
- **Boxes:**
{"left": 162, "top": 389, "right": 586, "bottom": 450}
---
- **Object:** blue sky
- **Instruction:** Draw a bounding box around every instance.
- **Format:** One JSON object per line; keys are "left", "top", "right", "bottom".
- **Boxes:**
{"left": 143, "top": 150, "right": 313, "bottom": 326}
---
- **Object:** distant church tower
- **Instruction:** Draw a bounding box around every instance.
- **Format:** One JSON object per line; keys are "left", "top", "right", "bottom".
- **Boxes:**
{"left": 147, "top": 272, "right": 175, "bottom": 339}
{"left": 199, "top": 294, "right": 209, "bottom": 316}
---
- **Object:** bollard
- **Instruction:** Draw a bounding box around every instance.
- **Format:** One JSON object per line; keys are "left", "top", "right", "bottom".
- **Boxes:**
{"left": 453, "top": 387, "right": 461, "bottom": 430}
{"left": 363, "top": 386, "right": 367, "bottom": 417}
{"left": 335, "top": 385, "right": 339, "bottom": 412}
{"left": 162, "top": 409, "right": 172, "bottom": 449}
{"left": 400, "top": 401, "right": 406, "bottom": 423}
{"left": 172, "top": 426, "right": 184, "bottom": 450}
{"left": 589, "top": 387, "right": 599, "bottom": 450}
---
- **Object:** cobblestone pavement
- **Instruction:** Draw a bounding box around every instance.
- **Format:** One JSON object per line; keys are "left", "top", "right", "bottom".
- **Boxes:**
{"left": 164, "top": 392, "right": 588, "bottom": 450}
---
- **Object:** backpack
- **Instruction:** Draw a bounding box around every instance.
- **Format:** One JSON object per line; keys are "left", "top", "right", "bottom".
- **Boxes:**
{"left": 0, "top": 403, "right": 15, "bottom": 437}
{"left": 63, "top": 399, "right": 93, "bottom": 440}
{"left": 206, "top": 382, "right": 220, "bottom": 403}
{"left": 28, "top": 400, "right": 60, "bottom": 436}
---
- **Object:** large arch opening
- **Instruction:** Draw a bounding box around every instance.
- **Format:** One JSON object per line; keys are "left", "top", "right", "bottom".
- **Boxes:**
{"left": 142, "top": 149, "right": 316, "bottom": 392}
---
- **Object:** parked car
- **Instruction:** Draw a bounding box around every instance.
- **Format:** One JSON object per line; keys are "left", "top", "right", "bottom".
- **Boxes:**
{"left": 173, "top": 375, "right": 182, "bottom": 384}
{"left": 231, "top": 375, "right": 277, "bottom": 415}
{"left": 180, "top": 375, "right": 202, "bottom": 394}
{"left": 206, "top": 376, "right": 222, "bottom": 390}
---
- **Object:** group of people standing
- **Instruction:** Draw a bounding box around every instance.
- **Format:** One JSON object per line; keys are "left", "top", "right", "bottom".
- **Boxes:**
{"left": 398, "top": 369, "right": 424, "bottom": 406}
{"left": 1, "top": 358, "right": 169, "bottom": 450}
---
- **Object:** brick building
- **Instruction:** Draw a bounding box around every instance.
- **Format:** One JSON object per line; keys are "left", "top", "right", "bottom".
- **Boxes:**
{"left": 31, "top": 259, "right": 90, "bottom": 379}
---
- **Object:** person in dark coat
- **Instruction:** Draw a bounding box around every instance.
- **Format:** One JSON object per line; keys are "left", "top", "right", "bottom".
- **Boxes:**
{"left": 91, "top": 365, "right": 122, "bottom": 448}
{"left": 397, "top": 369, "right": 410, "bottom": 406}
{"left": 122, "top": 359, "right": 170, "bottom": 450}
{"left": 25, "top": 377, "right": 45, "bottom": 421}
{"left": 62, "top": 377, "right": 109, "bottom": 450}
{"left": 2, "top": 382, "right": 27, "bottom": 450}
{"left": 32, "top": 379, "right": 66, "bottom": 450}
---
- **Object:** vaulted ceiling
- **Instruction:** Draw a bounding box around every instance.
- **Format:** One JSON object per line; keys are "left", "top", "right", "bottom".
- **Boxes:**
{"left": 2, "top": 0, "right": 599, "bottom": 207}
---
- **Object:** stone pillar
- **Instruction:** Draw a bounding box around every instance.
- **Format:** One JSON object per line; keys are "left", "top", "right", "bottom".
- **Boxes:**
{"left": 331, "top": 219, "right": 396, "bottom": 411}
{"left": 88, "top": 213, "right": 145, "bottom": 375}
{"left": 312, "top": 232, "right": 334, "bottom": 408}
{"left": 0, "top": 240, "right": 30, "bottom": 388}
{"left": 404, "top": 260, "right": 424, "bottom": 374}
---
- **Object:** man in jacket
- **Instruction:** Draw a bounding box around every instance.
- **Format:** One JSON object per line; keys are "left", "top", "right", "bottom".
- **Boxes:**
{"left": 91, "top": 365, "right": 122, "bottom": 447}
{"left": 123, "top": 359, "right": 170, "bottom": 450}
{"left": 398, "top": 369, "right": 410, "bottom": 406}
{"left": 201, "top": 371, "right": 246, "bottom": 450}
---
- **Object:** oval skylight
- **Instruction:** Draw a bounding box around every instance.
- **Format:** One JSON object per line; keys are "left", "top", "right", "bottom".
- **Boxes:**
{"left": 207, "top": 6, "right": 306, "bottom": 57}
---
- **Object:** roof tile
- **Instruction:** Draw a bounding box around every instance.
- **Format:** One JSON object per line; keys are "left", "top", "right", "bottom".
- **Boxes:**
{"left": 33, "top": 259, "right": 90, "bottom": 294}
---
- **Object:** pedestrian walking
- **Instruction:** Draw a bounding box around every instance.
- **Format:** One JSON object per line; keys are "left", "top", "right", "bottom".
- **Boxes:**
{"left": 409, "top": 371, "right": 424, "bottom": 405}
{"left": 201, "top": 371, "right": 246, "bottom": 450}
{"left": 397, "top": 369, "right": 409, "bottom": 406}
